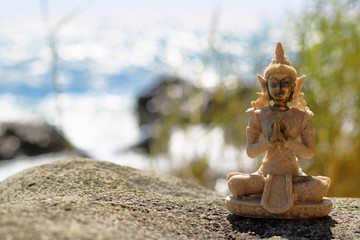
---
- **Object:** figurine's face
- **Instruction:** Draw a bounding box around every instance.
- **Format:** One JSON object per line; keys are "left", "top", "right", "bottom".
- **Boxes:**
{"left": 267, "top": 73, "right": 294, "bottom": 103}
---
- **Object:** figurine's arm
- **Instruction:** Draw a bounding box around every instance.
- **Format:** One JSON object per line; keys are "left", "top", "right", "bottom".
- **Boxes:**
{"left": 246, "top": 113, "right": 271, "bottom": 158}
{"left": 284, "top": 113, "right": 315, "bottom": 159}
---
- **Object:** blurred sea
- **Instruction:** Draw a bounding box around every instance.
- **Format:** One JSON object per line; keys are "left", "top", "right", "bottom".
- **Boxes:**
{"left": 0, "top": 7, "right": 300, "bottom": 193}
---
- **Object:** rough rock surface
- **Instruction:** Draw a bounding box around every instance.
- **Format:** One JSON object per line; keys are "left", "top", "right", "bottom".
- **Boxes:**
{"left": 0, "top": 158, "right": 359, "bottom": 240}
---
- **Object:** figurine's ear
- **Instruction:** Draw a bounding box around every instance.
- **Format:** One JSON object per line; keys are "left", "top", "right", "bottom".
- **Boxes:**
{"left": 292, "top": 75, "right": 307, "bottom": 111}
{"left": 257, "top": 74, "right": 267, "bottom": 93}
{"left": 295, "top": 75, "right": 306, "bottom": 93}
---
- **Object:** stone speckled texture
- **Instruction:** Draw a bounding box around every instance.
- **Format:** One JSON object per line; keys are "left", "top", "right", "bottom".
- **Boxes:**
{"left": 0, "top": 158, "right": 359, "bottom": 240}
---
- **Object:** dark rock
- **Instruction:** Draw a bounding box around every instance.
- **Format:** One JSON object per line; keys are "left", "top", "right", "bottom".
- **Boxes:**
{"left": 0, "top": 122, "right": 77, "bottom": 159}
{"left": 0, "top": 158, "right": 359, "bottom": 239}
{"left": 136, "top": 75, "right": 197, "bottom": 126}
{"left": 134, "top": 75, "right": 208, "bottom": 154}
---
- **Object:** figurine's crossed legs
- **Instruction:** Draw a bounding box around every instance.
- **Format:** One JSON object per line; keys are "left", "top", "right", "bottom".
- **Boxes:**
{"left": 227, "top": 172, "right": 330, "bottom": 202}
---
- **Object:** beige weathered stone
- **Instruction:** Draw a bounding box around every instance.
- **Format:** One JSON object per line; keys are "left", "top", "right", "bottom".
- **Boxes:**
{"left": 0, "top": 158, "right": 358, "bottom": 239}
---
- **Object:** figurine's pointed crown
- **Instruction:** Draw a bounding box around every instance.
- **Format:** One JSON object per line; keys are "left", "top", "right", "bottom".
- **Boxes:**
{"left": 264, "top": 42, "right": 297, "bottom": 80}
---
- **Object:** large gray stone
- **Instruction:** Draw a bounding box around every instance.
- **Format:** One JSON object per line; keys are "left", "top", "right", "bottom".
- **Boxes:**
{"left": 0, "top": 158, "right": 359, "bottom": 239}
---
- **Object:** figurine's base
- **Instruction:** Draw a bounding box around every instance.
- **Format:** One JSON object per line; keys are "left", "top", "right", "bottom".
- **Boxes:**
{"left": 225, "top": 195, "right": 332, "bottom": 219}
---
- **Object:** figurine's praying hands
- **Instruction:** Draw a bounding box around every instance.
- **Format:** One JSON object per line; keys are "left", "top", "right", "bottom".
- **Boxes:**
{"left": 269, "top": 118, "right": 286, "bottom": 143}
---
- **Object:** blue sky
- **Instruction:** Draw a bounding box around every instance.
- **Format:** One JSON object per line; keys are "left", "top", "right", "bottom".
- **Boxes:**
{"left": 0, "top": 0, "right": 307, "bottom": 18}
{"left": 0, "top": 0, "right": 310, "bottom": 37}
{"left": 0, "top": 0, "right": 309, "bottom": 96}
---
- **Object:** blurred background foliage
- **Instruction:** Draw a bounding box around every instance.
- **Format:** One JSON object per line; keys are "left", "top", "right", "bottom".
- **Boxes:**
{"left": 137, "top": 0, "right": 360, "bottom": 197}
{"left": 295, "top": 0, "right": 360, "bottom": 196}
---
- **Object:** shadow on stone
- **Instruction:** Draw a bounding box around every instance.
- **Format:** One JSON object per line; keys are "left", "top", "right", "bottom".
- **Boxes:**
{"left": 227, "top": 214, "right": 337, "bottom": 239}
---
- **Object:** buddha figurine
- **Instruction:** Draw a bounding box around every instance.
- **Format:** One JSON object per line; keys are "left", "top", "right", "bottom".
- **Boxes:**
{"left": 225, "top": 42, "right": 332, "bottom": 219}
